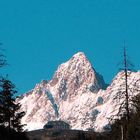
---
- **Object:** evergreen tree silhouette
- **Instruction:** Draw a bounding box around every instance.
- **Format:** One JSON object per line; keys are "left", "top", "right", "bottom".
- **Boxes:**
{"left": 0, "top": 76, "right": 26, "bottom": 132}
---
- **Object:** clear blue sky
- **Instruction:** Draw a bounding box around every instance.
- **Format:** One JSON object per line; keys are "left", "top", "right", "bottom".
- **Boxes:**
{"left": 0, "top": 0, "right": 140, "bottom": 94}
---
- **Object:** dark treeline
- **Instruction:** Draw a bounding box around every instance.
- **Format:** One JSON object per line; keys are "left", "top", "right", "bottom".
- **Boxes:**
{"left": 0, "top": 125, "right": 28, "bottom": 140}
{"left": 0, "top": 47, "right": 29, "bottom": 140}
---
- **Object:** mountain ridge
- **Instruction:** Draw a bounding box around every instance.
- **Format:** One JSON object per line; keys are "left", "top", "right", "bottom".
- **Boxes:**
{"left": 17, "top": 52, "right": 140, "bottom": 132}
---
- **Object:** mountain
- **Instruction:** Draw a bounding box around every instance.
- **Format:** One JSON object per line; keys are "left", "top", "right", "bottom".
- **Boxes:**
{"left": 17, "top": 52, "right": 140, "bottom": 132}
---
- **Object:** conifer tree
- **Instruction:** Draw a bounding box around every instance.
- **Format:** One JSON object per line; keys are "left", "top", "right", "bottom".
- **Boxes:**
{"left": 0, "top": 76, "right": 25, "bottom": 132}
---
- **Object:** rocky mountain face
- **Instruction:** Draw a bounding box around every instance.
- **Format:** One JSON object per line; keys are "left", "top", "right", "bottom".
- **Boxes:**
{"left": 17, "top": 52, "right": 140, "bottom": 132}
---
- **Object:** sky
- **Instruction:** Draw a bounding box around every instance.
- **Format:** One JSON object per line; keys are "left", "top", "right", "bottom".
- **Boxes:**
{"left": 0, "top": 0, "right": 140, "bottom": 95}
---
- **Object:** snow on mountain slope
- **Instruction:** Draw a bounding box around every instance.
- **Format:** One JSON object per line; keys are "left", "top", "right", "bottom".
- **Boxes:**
{"left": 17, "top": 52, "right": 140, "bottom": 132}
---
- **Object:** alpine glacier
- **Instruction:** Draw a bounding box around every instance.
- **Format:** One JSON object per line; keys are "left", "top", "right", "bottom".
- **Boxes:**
{"left": 17, "top": 52, "right": 140, "bottom": 132}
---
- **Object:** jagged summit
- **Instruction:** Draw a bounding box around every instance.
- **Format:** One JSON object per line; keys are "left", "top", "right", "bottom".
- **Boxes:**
{"left": 56, "top": 51, "right": 91, "bottom": 71}
{"left": 71, "top": 52, "right": 91, "bottom": 66}
{"left": 58, "top": 52, "right": 91, "bottom": 69}
{"left": 72, "top": 52, "right": 87, "bottom": 59}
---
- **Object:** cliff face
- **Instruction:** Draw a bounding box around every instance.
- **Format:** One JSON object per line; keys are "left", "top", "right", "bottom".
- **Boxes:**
{"left": 17, "top": 52, "right": 140, "bottom": 132}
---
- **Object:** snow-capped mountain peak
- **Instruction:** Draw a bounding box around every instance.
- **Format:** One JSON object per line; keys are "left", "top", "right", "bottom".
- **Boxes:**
{"left": 49, "top": 52, "right": 106, "bottom": 101}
